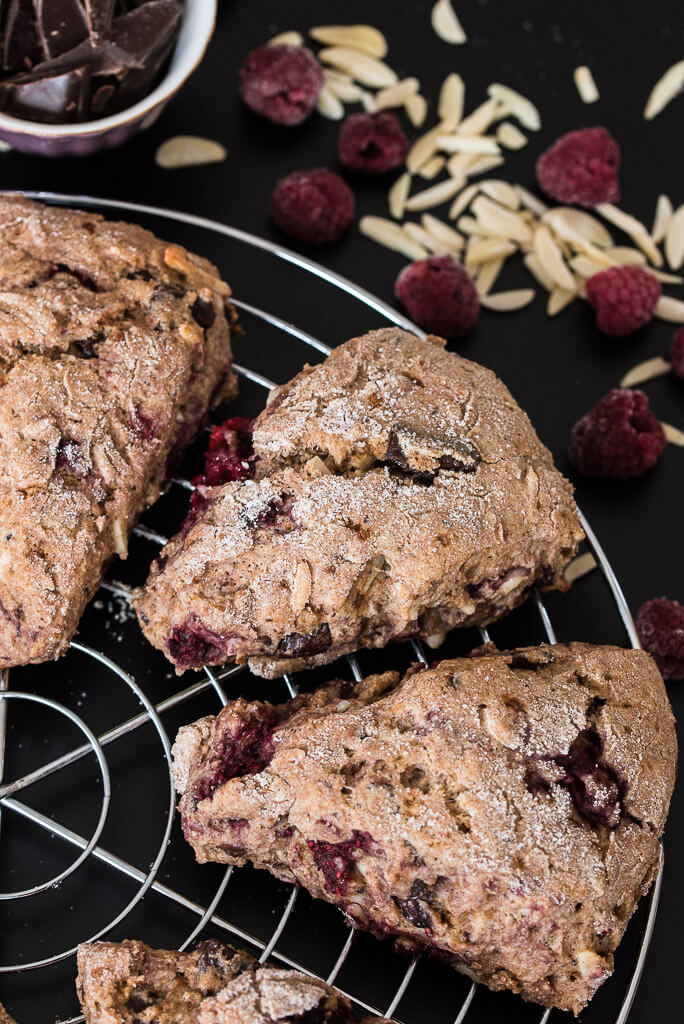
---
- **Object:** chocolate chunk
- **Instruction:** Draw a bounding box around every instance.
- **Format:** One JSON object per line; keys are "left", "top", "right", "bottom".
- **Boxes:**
{"left": 34, "top": 0, "right": 89, "bottom": 60}
{"left": 0, "top": 64, "right": 91, "bottom": 122}
{"left": 510, "top": 648, "right": 555, "bottom": 670}
{"left": 191, "top": 295, "right": 216, "bottom": 329}
{"left": 277, "top": 622, "right": 332, "bottom": 658}
{"left": 83, "top": 0, "right": 117, "bottom": 42}
{"left": 385, "top": 426, "right": 480, "bottom": 483}
{"left": 3, "top": 0, "right": 44, "bottom": 72}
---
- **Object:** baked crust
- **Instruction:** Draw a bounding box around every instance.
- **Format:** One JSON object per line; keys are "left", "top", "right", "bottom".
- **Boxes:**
{"left": 0, "top": 1002, "right": 16, "bottom": 1024}
{"left": 135, "top": 329, "right": 582, "bottom": 677}
{"left": 0, "top": 196, "right": 237, "bottom": 667}
{"left": 76, "top": 938, "right": 386, "bottom": 1022}
{"left": 173, "top": 643, "right": 676, "bottom": 1013}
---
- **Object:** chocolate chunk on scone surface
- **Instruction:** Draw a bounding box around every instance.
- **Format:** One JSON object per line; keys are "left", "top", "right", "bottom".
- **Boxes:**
{"left": 0, "top": 196, "right": 237, "bottom": 668}
{"left": 173, "top": 643, "right": 676, "bottom": 1013}
{"left": 76, "top": 938, "right": 386, "bottom": 1022}
{"left": 135, "top": 328, "right": 582, "bottom": 677}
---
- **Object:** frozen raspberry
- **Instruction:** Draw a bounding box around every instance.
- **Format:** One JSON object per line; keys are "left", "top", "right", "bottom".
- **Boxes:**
{"left": 536, "top": 127, "right": 621, "bottom": 206}
{"left": 635, "top": 598, "right": 684, "bottom": 680}
{"left": 239, "top": 44, "right": 324, "bottom": 125}
{"left": 338, "top": 111, "right": 409, "bottom": 174}
{"left": 671, "top": 328, "right": 684, "bottom": 378}
{"left": 307, "top": 830, "right": 374, "bottom": 896}
{"left": 271, "top": 168, "right": 355, "bottom": 244}
{"left": 395, "top": 255, "right": 479, "bottom": 338}
{"left": 585, "top": 266, "right": 661, "bottom": 336}
{"left": 196, "top": 417, "right": 254, "bottom": 488}
{"left": 569, "top": 388, "right": 666, "bottom": 478}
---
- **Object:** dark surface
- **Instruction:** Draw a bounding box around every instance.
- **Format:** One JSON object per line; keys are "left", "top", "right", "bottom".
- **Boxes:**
{"left": 0, "top": 1, "right": 681, "bottom": 1021}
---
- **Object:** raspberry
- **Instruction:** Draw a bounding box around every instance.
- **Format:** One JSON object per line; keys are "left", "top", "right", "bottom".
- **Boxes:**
{"left": 338, "top": 111, "right": 409, "bottom": 174}
{"left": 195, "top": 417, "right": 254, "bottom": 488}
{"left": 585, "top": 266, "right": 661, "bottom": 336}
{"left": 536, "top": 127, "right": 620, "bottom": 206}
{"left": 239, "top": 44, "right": 324, "bottom": 125}
{"left": 395, "top": 255, "right": 479, "bottom": 338}
{"left": 635, "top": 598, "right": 684, "bottom": 680}
{"left": 671, "top": 328, "right": 684, "bottom": 378}
{"left": 271, "top": 168, "right": 355, "bottom": 244}
{"left": 569, "top": 388, "right": 666, "bottom": 478}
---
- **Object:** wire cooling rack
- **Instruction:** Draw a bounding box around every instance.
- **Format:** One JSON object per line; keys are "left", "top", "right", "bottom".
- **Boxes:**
{"left": 0, "top": 192, "right": 663, "bottom": 1024}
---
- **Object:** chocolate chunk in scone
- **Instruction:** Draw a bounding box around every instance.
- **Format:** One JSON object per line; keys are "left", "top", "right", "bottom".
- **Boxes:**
{"left": 135, "top": 328, "right": 582, "bottom": 677}
{"left": 173, "top": 643, "right": 676, "bottom": 1013}
{"left": 0, "top": 197, "right": 237, "bottom": 668}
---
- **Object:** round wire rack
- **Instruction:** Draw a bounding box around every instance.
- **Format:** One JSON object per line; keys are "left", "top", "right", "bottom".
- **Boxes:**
{"left": 0, "top": 191, "right": 662, "bottom": 1023}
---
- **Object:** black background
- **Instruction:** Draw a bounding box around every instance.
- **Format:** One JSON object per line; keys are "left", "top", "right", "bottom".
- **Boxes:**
{"left": 0, "top": 1, "right": 682, "bottom": 1021}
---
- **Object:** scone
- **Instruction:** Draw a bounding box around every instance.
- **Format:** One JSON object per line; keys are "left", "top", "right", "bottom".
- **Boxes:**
{"left": 135, "top": 329, "right": 582, "bottom": 678}
{"left": 0, "top": 1003, "right": 16, "bottom": 1024}
{"left": 0, "top": 196, "right": 237, "bottom": 668}
{"left": 173, "top": 643, "right": 676, "bottom": 1013}
{"left": 76, "top": 938, "right": 386, "bottom": 1022}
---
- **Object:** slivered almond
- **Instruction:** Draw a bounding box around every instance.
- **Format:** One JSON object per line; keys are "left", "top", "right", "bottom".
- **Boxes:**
{"left": 661, "top": 421, "right": 684, "bottom": 446}
{"left": 407, "top": 123, "right": 444, "bottom": 173}
{"left": 458, "top": 216, "right": 494, "bottom": 238}
{"left": 665, "top": 205, "right": 684, "bottom": 270}
{"left": 437, "top": 135, "right": 500, "bottom": 155}
{"left": 472, "top": 195, "right": 532, "bottom": 243}
{"left": 524, "top": 252, "right": 554, "bottom": 291}
{"left": 475, "top": 257, "right": 504, "bottom": 296}
{"left": 155, "top": 135, "right": 226, "bottom": 169}
{"left": 419, "top": 155, "right": 446, "bottom": 179}
{"left": 654, "top": 295, "right": 684, "bottom": 323}
{"left": 403, "top": 222, "right": 452, "bottom": 253}
{"left": 515, "top": 185, "right": 548, "bottom": 218}
{"left": 547, "top": 287, "right": 576, "bottom": 316}
{"left": 607, "top": 246, "right": 647, "bottom": 266}
{"left": 405, "top": 176, "right": 466, "bottom": 211}
{"left": 570, "top": 254, "right": 607, "bottom": 278}
{"left": 447, "top": 151, "right": 480, "bottom": 177}
{"left": 573, "top": 66, "right": 599, "bottom": 103}
{"left": 463, "top": 154, "right": 504, "bottom": 178}
{"left": 497, "top": 121, "right": 527, "bottom": 149}
{"left": 310, "top": 25, "right": 388, "bottom": 58}
{"left": 620, "top": 355, "right": 671, "bottom": 388}
{"left": 431, "top": 0, "right": 467, "bottom": 44}
{"left": 457, "top": 97, "right": 500, "bottom": 136}
{"left": 439, "top": 73, "right": 465, "bottom": 127}
{"left": 360, "top": 90, "right": 377, "bottom": 112}
{"left": 375, "top": 77, "right": 420, "bottom": 109}
{"left": 389, "top": 172, "right": 411, "bottom": 219}
{"left": 596, "top": 204, "right": 663, "bottom": 267}
{"left": 651, "top": 194, "right": 673, "bottom": 244}
{"left": 480, "top": 288, "right": 535, "bottom": 311}
{"left": 487, "top": 83, "right": 541, "bottom": 130}
{"left": 421, "top": 213, "right": 464, "bottom": 249}
{"left": 325, "top": 74, "right": 364, "bottom": 102}
{"left": 564, "top": 553, "right": 597, "bottom": 584}
{"left": 318, "top": 47, "right": 397, "bottom": 87}
{"left": 268, "top": 30, "right": 303, "bottom": 46}
{"left": 448, "top": 183, "right": 479, "bottom": 219}
{"left": 359, "top": 216, "right": 428, "bottom": 259}
{"left": 405, "top": 93, "right": 428, "bottom": 127}
{"left": 479, "top": 179, "right": 520, "bottom": 209}
{"left": 651, "top": 268, "right": 684, "bottom": 285}
{"left": 164, "top": 246, "right": 230, "bottom": 295}
{"left": 644, "top": 60, "right": 684, "bottom": 120}
{"left": 316, "top": 86, "right": 345, "bottom": 120}
{"left": 466, "top": 237, "right": 517, "bottom": 263}
{"left": 543, "top": 207, "right": 613, "bottom": 248}
{"left": 534, "top": 225, "right": 575, "bottom": 290}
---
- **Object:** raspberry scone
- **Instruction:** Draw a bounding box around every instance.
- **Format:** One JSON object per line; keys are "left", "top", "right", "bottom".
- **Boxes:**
{"left": 0, "top": 1003, "right": 15, "bottom": 1024}
{"left": 135, "top": 329, "right": 582, "bottom": 678}
{"left": 173, "top": 643, "right": 676, "bottom": 1013}
{"left": 0, "top": 196, "right": 237, "bottom": 668}
{"left": 76, "top": 938, "right": 385, "bottom": 1022}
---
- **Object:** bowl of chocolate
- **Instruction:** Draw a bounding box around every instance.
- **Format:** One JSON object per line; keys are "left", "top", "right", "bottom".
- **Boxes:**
{"left": 0, "top": 0, "right": 216, "bottom": 156}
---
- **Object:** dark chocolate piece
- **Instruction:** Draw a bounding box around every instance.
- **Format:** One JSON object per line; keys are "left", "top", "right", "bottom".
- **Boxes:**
{"left": 83, "top": 0, "right": 117, "bottom": 42}
{"left": 3, "top": 0, "right": 43, "bottom": 72}
{"left": 34, "top": 0, "right": 89, "bottom": 60}
{"left": 0, "top": 64, "right": 91, "bottom": 122}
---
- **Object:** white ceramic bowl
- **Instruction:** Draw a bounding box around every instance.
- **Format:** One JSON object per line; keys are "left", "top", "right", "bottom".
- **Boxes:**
{"left": 0, "top": 0, "right": 217, "bottom": 157}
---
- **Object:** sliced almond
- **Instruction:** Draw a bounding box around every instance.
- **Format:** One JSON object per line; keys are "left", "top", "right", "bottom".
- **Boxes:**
{"left": 644, "top": 60, "right": 684, "bottom": 120}
{"left": 388, "top": 172, "right": 411, "bottom": 220}
{"left": 533, "top": 224, "right": 575, "bottom": 290}
{"left": 620, "top": 355, "right": 671, "bottom": 388}
{"left": 310, "top": 25, "right": 388, "bottom": 58}
{"left": 431, "top": 0, "right": 467, "bottom": 45}
{"left": 421, "top": 213, "right": 464, "bottom": 249}
{"left": 497, "top": 121, "right": 527, "bottom": 149}
{"left": 164, "top": 246, "right": 231, "bottom": 296}
{"left": 475, "top": 256, "right": 504, "bottom": 296}
{"left": 523, "top": 252, "right": 554, "bottom": 291}
{"left": 438, "top": 73, "right": 465, "bottom": 128}
{"left": 515, "top": 185, "right": 548, "bottom": 218}
{"left": 318, "top": 47, "right": 397, "bottom": 88}
{"left": 405, "top": 175, "right": 466, "bottom": 211}
{"left": 418, "top": 155, "right": 446, "bottom": 179}
{"left": 547, "top": 287, "right": 576, "bottom": 316}
{"left": 456, "top": 97, "right": 500, "bottom": 136}
{"left": 472, "top": 195, "right": 532, "bottom": 243}
{"left": 664, "top": 205, "right": 684, "bottom": 270}
{"left": 661, "top": 421, "right": 684, "bottom": 446}
{"left": 543, "top": 207, "right": 613, "bottom": 248}
{"left": 573, "top": 66, "right": 599, "bottom": 103}
{"left": 155, "top": 135, "right": 227, "bottom": 170}
{"left": 654, "top": 294, "right": 684, "bottom": 323}
{"left": 375, "top": 77, "right": 420, "bottom": 109}
{"left": 564, "top": 552, "right": 597, "bottom": 584}
{"left": 480, "top": 288, "right": 536, "bottom": 311}
{"left": 437, "top": 134, "right": 500, "bottom": 155}
{"left": 466, "top": 237, "right": 517, "bottom": 263}
{"left": 479, "top": 179, "right": 520, "bottom": 209}
{"left": 448, "top": 183, "right": 479, "bottom": 220}
{"left": 316, "top": 86, "right": 345, "bottom": 120}
{"left": 359, "top": 216, "right": 428, "bottom": 259}
{"left": 487, "top": 83, "right": 541, "bottom": 130}
{"left": 596, "top": 204, "right": 663, "bottom": 267}
{"left": 268, "top": 30, "right": 303, "bottom": 46}
{"left": 651, "top": 194, "right": 673, "bottom": 244}
{"left": 405, "top": 93, "right": 428, "bottom": 128}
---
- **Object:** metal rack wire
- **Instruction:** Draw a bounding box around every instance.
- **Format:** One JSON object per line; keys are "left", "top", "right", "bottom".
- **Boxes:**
{"left": 0, "top": 192, "right": 662, "bottom": 1023}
